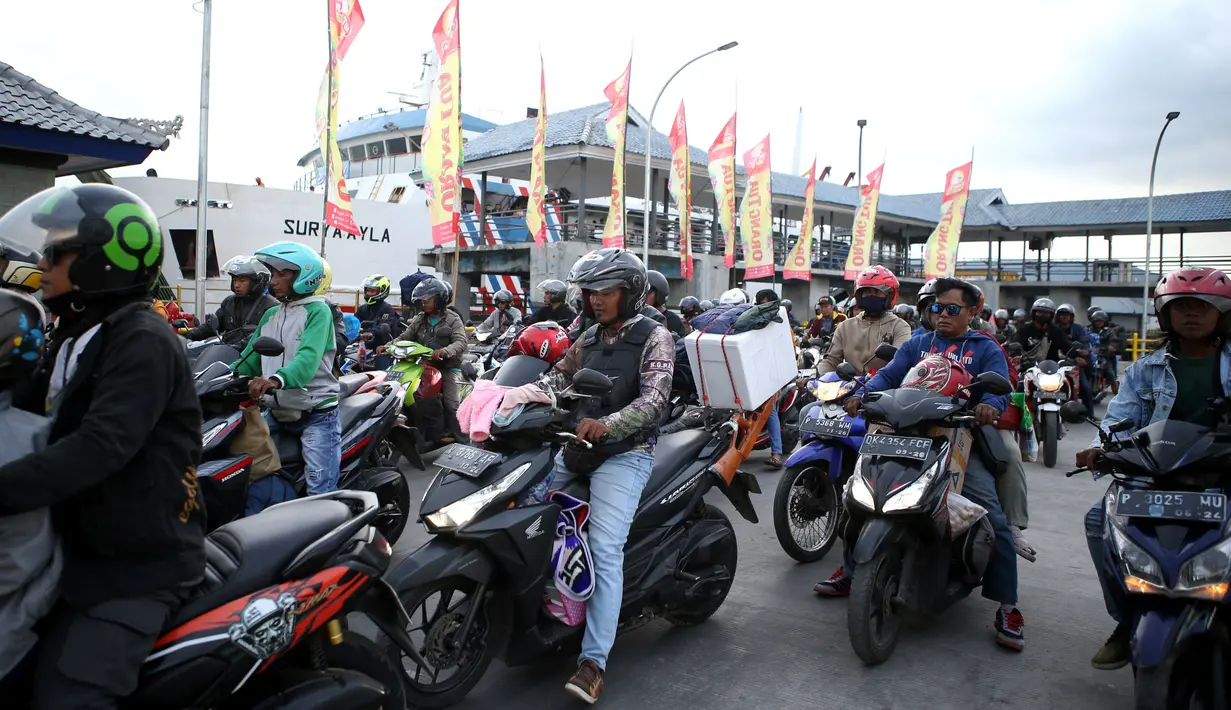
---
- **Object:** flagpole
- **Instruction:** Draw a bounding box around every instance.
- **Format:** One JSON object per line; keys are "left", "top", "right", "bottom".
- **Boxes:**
{"left": 321, "top": 1, "right": 333, "bottom": 258}
{"left": 193, "top": 0, "right": 212, "bottom": 318}
{"left": 451, "top": 0, "right": 462, "bottom": 300}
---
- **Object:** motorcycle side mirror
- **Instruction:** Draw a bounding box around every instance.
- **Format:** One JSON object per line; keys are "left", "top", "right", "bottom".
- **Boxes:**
{"left": 975, "top": 371, "right": 1012, "bottom": 396}
{"left": 874, "top": 343, "right": 898, "bottom": 362}
{"left": 836, "top": 362, "right": 859, "bottom": 382}
{"left": 207, "top": 313, "right": 220, "bottom": 330}
{"left": 1060, "top": 401, "right": 1088, "bottom": 423}
{"left": 171, "top": 319, "right": 189, "bottom": 329}
{"left": 251, "top": 336, "right": 285, "bottom": 357}
{"left": 572, "top": 368, "right": 614, "bottom": 396}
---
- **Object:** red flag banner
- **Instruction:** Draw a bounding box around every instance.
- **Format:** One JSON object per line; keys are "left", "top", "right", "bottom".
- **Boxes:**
{"left": 332, "top": 0, "right": 365, "bottom": 62}
{"left": 422, "top": 0, "right": 463, "bottom": 246}
{"left": 707, "top": 114, "right": 737, "bottom": 268}
{"left": 526, "top": 55, "right": 548, "bottom": 247}
{"left": 842, "top": 163, "right": 885, "bottom": 280}
{"left": 739, "top": 134, "right": 773, "bottom": 280}
{"left": 784, "top": 158, "right": 816, "bottom": 280}
{"left": 601, "top": 60, "right": 631, "bottom": 249}
{"left": 668, "top": 101, "right": 692, "bottom": 280}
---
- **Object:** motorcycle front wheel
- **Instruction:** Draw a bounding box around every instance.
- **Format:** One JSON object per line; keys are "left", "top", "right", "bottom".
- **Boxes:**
{"left": 848, "top": 547, "right": 904, "bottom": 666}
{"left": 392, "top": 576, "right": 496, "bottom": 709}
{"left": 773, "top": 465, "right": 840, "bottom": 563}
{"left": 1043, "top": 411, "right": 1059, "bottom": 468}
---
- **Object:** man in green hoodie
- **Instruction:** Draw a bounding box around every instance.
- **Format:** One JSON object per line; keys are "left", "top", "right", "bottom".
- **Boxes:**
{"left": 234, "top": 241, "right": 340, "bottom": 498}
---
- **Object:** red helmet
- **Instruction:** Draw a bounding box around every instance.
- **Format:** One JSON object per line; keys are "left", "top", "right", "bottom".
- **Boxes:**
{"left": 853, "top": 265, "right": 900, "bottom": 307}
{"left": 1154, "top": 267, "right": 1231, "bottom": 332}
{"left": 901, "top": 355, "right": 973, "bottom": 398}
{"left": 509, "top": 321, "right": 572, "bottom": 364}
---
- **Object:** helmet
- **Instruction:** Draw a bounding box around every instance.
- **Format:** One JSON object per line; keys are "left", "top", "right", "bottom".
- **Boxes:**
{"left": 981, "top": 305, "right": 993, "bottom": 319}
{"left": 255, "top": 241, "right": 327, "bottom": 297}
{"left": 853, "top": 265, "right": 900, "bottom": 307}
{"left": 1089, "top": 309, "right": 1109, "bottom": 324}
{"left": 719, "top": 288, "right": 749, "bottom": 305}
{"left": 1087, "top": 305, "right": 1101, "bottom": 320}
{"left": 916, "top": 278, "right": 938, "bottom": 308}
{"left": 1056, "top": 303, "right": 1076, "bottom": 318}
{"left": 509, "top": 321, "right": 572, "bottom": 363}
{"left": 1013, "top": 308, "right": 1027, "bottom": 319}
{"left": 699, "top": 299, "right": 714, "bottom": 312}
{"left": 566, "top": 285, "right": 584, "bottom": 312}
{"left": 994, "top": 308, "right": 1009, "bottom": 321}
{"left": 678, "top": 296, "right": 701, "bottom": 318}
{"left": 969, "top": 282, "right": 986, "bottom": 313}
{"left": 0, "top": 184, "right": 164, "bottom": 306}
{"left": 0, "top": 289, "right": 45, "bottom": 387}
{"left": 493, "top": 288, "right": 514, "bottom": 305}
{"left": 537, "top": 278, "right": 568, "bottom": 304}
{"left": 1154, "top": 267, "right": 1231, "bottom": 332}
{"left": 362, "top": 274, "right": 391, "bottom": 304}
{"left": 223, "top": 255, "right": 271, "bottom": 295}
{"left": 566, "top": 247, "right": 648, "bottom": 319}
{"left": 314, "top": 258, "right": 333, "bottom": 296}
{"left": 411, "top": 277, "right": 452, "bottom": 312}
{"left": 0, "top": 213, "right": 42, "bottom": 293}
{"left": 902, "top": 354, "right": 973, "bottom": 398}
{"left": 1030, "top": 298, "right": 1057, "bottom": 317}
{"left": 1, "top": 260, "right": 41, "bottom": 293}
{"left": 781, "top": 299, "right": 793, "bottom": 310}
{"left": 892, "top": 303, "right": 916, "bottom": 319}
{"left": 646, "top": 270, "right": 670, "bottom": 304}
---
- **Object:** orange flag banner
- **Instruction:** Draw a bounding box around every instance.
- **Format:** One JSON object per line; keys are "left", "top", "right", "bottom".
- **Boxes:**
{"left": 527, "top": 55, "right": 548, "bottom": 247}
{"left": 601, "top": 60, "right": 631, "bottom": 249}
{"left": 784, "top": 158, "right": 816, "bottom": 280}
{"left": 923, "top": 161, "right": 974, "bottom": 279}
{"left": 739, "top": 135, "right": 773, "bottom": 280}
{"left": 842, "top": 163, "right": 885, "bottom": 280}
{"left": 668, "top": 101, "right": 693, "bottom": 280}
{"left": 422, "top": 0, "right": 463, "bottom": 246}
{"left": 707, "top": 114, "right": 737, "bottom": 268}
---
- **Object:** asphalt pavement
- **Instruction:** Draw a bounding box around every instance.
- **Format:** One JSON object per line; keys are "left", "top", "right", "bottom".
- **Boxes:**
{"left": 391, "top": 414, "right": 1134, "bottom": 710}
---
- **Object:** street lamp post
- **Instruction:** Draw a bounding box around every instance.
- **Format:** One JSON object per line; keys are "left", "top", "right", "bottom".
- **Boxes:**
{"left": 856, "top": 119, "right": 866, "bottom": 191}
{"left": 641, "top": 41, "right": 738, "bottom": 264}
{"left": 1141, "top": 111, "right": 1181, "bottom": 340}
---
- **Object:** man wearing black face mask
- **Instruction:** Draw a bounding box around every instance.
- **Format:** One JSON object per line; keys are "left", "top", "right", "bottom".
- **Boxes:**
{"left": 1013, "top": 297, "right": 1072, "bottom": 367}
{"left": 819, "top": 265, "right": 912, "bottom": 375}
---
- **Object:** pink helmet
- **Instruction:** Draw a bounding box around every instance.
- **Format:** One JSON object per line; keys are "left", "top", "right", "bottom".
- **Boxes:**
{"left": 1154, "top": 267, "right": 1231, "bottom": 332}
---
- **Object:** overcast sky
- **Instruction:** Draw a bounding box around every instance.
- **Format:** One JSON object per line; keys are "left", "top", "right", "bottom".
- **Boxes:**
{"left": 6, "top": 0, "right": 1229, "bottom": 260}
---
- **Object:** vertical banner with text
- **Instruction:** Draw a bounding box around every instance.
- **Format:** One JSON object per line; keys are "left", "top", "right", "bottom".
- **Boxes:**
{"left": 422, "top": 0, "right": 463, "bottom": 246}
{"left": 784, "top": 158, "right": 816, "bottom": 280}
{"left": 668, "top": 101, "right": 692, "bottom": 279}
{"left": 707, "top": 114, "right": 737, "bottom": 267}
{"left": 842, "top": 163, "right": 885, "bottom": 280}
{"left": 526, "top": 55, "right": 548, "bottom": 247}
{"left": 739, "top": 134, "right": 773, "bottom": 280}
{"left": 923, "top": 161, "right": 974, "bottom": 279}
{"left": 315, "top": 0, "right": 366, "bottom": 238}
{"left": 601, "top": 59, "right": 631, "bottom": 249}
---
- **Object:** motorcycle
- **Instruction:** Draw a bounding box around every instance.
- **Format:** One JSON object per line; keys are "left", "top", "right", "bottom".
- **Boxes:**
{"left": 843, "top": 368, "right": 1013, "bottom": 665}
{"left": 774, "top": 365, "right": 871, "bottom": 563}
{"left": 1062, "top": 400, "right": 1231, "bottom": 710}
{"left": 386, "top": 336, "right": 448, "bottom": 450}
{"left": 1022, "top": 353, "right": 1080, "bottom": 468}
{"left": 133, "top": 491, "right": 409, "bottom": 709}
{"left": 382, "top": 355, "right": 761, "bottom": 707}
{"left": 195, "top": 336, "right": 420, "bottom": 542}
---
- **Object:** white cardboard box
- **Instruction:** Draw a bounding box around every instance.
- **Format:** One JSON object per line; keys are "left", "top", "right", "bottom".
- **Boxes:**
{"left": 684, "top": 306, "right": 797, "bottom": 410}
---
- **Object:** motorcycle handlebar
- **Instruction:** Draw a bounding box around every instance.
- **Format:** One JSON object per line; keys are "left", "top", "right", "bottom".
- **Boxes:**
{"left": 555, "top": 432, "right": 594, "bottom": 449}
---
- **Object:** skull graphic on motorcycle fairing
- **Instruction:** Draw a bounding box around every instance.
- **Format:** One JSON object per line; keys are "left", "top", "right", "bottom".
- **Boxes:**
{"left": 228, "top": 593, "right": 298, "bottom": 659}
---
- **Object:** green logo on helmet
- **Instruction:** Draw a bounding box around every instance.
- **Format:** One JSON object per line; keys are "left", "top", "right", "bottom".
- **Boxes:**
{"left": 101, "top": 203, "right": 161, "bottom": 272}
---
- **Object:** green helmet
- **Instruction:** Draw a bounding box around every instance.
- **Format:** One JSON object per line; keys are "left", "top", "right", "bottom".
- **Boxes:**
{"left": 0, "top": 184, "right": 163, "bottom": 304}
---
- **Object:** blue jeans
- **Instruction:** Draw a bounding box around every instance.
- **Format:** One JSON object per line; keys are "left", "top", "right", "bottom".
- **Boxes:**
{"left": 1079, "top": 367, "right": 1095, "bottom": 414}
{"left": 844, "top": 456, "right": 1018, "bottom": 604}
{"left": 548, "top": 449, "right": 653, "bottom": 671}
{"left": 267, "top": 408, "right": 342, "bottom": 495}
{"left": 371, "top": 354, "right": 392, "bottom": 371}
{"left": 767, "top": 406, "right": 782, "bottom": 455}
{"left": 1086, "top": 502, "right": 1127, "bottom": 623}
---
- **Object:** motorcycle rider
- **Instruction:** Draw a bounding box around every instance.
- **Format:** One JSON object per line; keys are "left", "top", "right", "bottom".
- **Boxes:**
{"left": 645, "top": 270, "right": 687, "bottom": 336}
{"left": 237, "top": 241, "right": 341, "bottom": 499}
{"left": 395, "top": 277, "right": 469, "bottom": 443}
{"left": 892, "top": 303, "right": 917, "bottom": 330}
{"left": 913, "top": 278, "right": 939, "bottom": 336}
{"left": 678, "top": 295, "right": 702, "bottom": 324}
{"left": 819, "top": 265, "right": 912, "bottom": 375}
{"left": 545, "top": 248, "right": 674, "bottom": 704}
{"left": 1076, "top": 266, "right": 1231, "bottom": 670}
{"left": 177, "top": 256, "right": 278, "bottom": 349}
{"left": 805, "top": 295, "right": 847, "bottom": 338}
{"left": 354, "top": 274, "right": 401, "bottom": 369}
{"left": 817, "top": 277, "right": 1026, "bottom": 651}
{"left": 1013, "top": 297, "right": 1072, "bottom": 367}
{"left": 1088, "top": 309, "right": 1121, "bottom": 396}
{"left": 0, "top": 184, "right": 205, "bottom": 706}
{"left": 476, "top": 288, "right": 523, "bottom": 336}
{"left": 1012, "top": 308, "right": 1028, "bottom": 329}
{"left": 781, "top": 298, "right": 800, "bottom": 329}
{"left": 698, "top": 298, "right": 715, "bottom": 312}
{"left": 525, "top": 278, "right": 577, "bottom": 328}
{"left": 993, "top": 308, "right": 1016, "bottom": 342}
{"left": 1055, "top": 303, "right": 1094, "bottom": 414}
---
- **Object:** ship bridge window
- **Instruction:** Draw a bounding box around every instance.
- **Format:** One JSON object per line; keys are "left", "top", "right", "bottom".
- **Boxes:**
{"left": 409, "top": 136, "right": 422, "bottom": 152}
{"left": 389, "top": 186, "right": 406, "bottom": 203}
{"left": 169, "top": 229, "right": 220, "bottom": 279}
{"left": 366, "top": 142, "right": 385, "bottom": 158}
{"left": 348, "top": 145, "right": 366, "bottom": 161}
{"left": 386, "top": 136, "right": 408, "bottom": 155}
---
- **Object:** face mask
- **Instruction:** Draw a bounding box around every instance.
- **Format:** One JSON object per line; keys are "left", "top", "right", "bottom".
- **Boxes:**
{"left": 1033, "top": 314, "right": 1050, "bottom": 325}
{"left": 860, "top": 295, "right": 887, "bottom": 315}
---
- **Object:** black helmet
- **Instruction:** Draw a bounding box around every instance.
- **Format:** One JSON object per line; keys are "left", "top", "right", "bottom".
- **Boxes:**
{"left": 781, "top": 299, "right": 793, "bottom": 310}
{"left": 699, "top": 299, "right": 714, "bottom": 312}
{"left": 224, "top": 255, "right": 272, "bottom": 296}
{"left": 566, "top": 247, "right": 648, "bottom": 319}
{"left": 646, "top": 270, "right": 670, "bottom": 305}
{"left": 1090, "top": 309, "right": 1109, "bottom": 323}
{"left": 0, "top": 184, "right": 164, "bottom": 310}
{"left": 1031, "top": 298, "right": 1057, "bottom": 317}
{"left": 678, "top": 295, "right": 701, "bottom": 317}
{"left": 1087, "top": 305, "right": 1101, "bottom": 320}
{"left": 0, "top": 289, "right": 46, "bottom": 388}
{"left": 411, "top": 277, "right": 451, "bottom": 312}
{"left": 493, "top": 288, "right": 514, "bottom": 305}
{"left": 537, "top": 278, "right": 568, "bottom": 304}
{"left": 981, "top": 305, "right": 993, "bottom": 318}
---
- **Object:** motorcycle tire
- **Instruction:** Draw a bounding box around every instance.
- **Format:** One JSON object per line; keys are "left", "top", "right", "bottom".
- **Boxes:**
{"left": 1133, "top": 663, "right": 1169, "bottom": 710}
{"left": 664, "top": 505, "right": 738, "bottom": 627}
{"left": 322, "top": 633, "right": 408, "bottom": 710}
{"left": 773, "top": 465, "right": 839, "bottom": 563}
{"left": 1043, "top": 411, "right": 1059, "bottom": 469}
{"left": 392, "top": 576, "right": 497, "bottom": 708}
{"left": 848, "top": 547, "right": 904, "bottom": 666}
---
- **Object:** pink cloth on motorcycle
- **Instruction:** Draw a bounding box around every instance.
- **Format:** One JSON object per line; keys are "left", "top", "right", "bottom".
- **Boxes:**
{"left": 496, "top": 383, "right": 553, "bottom": 417}
{"left": 456, "top": 379, "right": 509, "bottom": 442}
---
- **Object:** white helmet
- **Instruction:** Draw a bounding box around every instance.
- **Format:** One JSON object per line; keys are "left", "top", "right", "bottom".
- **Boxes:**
{"left": 718, "top": 288, "right": 749, "bottom": 305}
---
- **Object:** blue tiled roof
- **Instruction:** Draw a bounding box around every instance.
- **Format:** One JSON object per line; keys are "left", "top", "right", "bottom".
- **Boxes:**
{"left": 336, "top": 108, "right": 499, "bottom": 143}
{"left": 997, "top": 191, "right": 1231, "bottom": 229}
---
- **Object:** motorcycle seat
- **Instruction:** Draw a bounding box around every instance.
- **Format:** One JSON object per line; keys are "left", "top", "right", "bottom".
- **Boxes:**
{"left": 640, "top": 430, "right": 713, "bottom": 504}
{"left": 339, "top": 392, "right": 383, "bottom": 432}
{"left": 169, "top": 499, "right": 352, "bottom": 627}
{"left": 339, "top": 373, "right": 369, "bottom": 399}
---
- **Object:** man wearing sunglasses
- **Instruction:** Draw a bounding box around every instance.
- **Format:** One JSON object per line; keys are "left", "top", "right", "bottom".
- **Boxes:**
{"left": 816, "top": 277, "right": 1026, "bottom": 652}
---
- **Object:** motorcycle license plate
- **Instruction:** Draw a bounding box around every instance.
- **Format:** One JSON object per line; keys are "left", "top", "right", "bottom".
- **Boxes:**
{"left": 859, "top": 434, "right": 932, "bottom": 461}
{"left": 435, "top": 444, "right": 504, "bottom": 477}
{"left": 1116, "top": 490, "right": 1227, "bottom": 523}
{"left": 800, "top": 411, "right": 852, "bottom": 438}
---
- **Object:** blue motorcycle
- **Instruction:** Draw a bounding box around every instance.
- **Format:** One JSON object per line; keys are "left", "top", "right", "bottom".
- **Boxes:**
{"left": 1063, "top": 401, "right": 1231, "bottom": 708}
{"left": 773, "top": 368, "right": 869, "bottom": 562}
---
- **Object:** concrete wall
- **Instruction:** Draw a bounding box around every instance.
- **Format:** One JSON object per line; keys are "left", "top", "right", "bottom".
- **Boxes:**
{"left": 0, "top": 164, "right": 54, "bottom": 216}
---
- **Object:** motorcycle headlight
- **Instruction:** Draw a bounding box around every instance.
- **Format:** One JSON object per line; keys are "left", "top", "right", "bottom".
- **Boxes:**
{"left": 1037, "top": 373, "right": 1063, "bottom": 392}
{"left": 389, "top": 344, "right": 411, "bottom": 360}
{"left": 813, "top": 380, "right": 855, "bottom": 403}
{"left": 846, "top": 457, "right": 875, "bottom": 510}
{"left": 1177, "top": 535, "right": 1231, "bottom": 600}
{"left": 882, "top": 461, "right": 943, "bottom": 513}
{"left": 1108, "top": 523, "right": 1166, "bottom": 592}
{"left": 425, "top": 463, "right": 532, "bottom": 530}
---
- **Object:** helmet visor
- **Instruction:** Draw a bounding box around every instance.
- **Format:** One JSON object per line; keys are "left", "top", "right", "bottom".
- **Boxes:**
{"left": 0, "top": 186, "right": 86, "bottom": 263}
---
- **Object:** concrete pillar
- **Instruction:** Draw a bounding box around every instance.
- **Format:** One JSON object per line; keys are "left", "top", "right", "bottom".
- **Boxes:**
{"left": 0, "top": 163, "right": 55, "bottom": 216}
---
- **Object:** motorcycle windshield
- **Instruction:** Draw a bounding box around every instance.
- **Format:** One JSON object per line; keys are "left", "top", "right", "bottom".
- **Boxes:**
{"left": 862, "top": 388, "right": 961, "bottom": 430}
{"left": 1110, "top": 420, "right": 1231, "bottom": 477}
{"left": 494, "top": 355, "right": 549, "bottom": 386}
{"left": 1038, "top": 360, "right": 1060, "bottom": 375}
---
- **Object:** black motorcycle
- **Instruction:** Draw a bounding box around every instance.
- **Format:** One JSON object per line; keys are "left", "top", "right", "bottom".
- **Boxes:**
{"left": 843, "top": 371, "right": 1013, "bottom": 665}
{"left": 382, "top": 355, "right": 761, "bottom": 707}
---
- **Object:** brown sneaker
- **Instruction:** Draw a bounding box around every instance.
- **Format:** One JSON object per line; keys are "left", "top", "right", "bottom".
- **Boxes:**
{"left": 768, "top": 453, "right": 784, "bottom": 469}
{"left": 564, "top": 660, "right": 604, "bottom": 704}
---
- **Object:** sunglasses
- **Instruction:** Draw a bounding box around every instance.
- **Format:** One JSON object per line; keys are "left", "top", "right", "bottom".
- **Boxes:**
{"left": 42, "top": 244, "right": 80, "bottom": 264}
{"left": 928, "top": 303, "right": 968, "bottom": 317}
